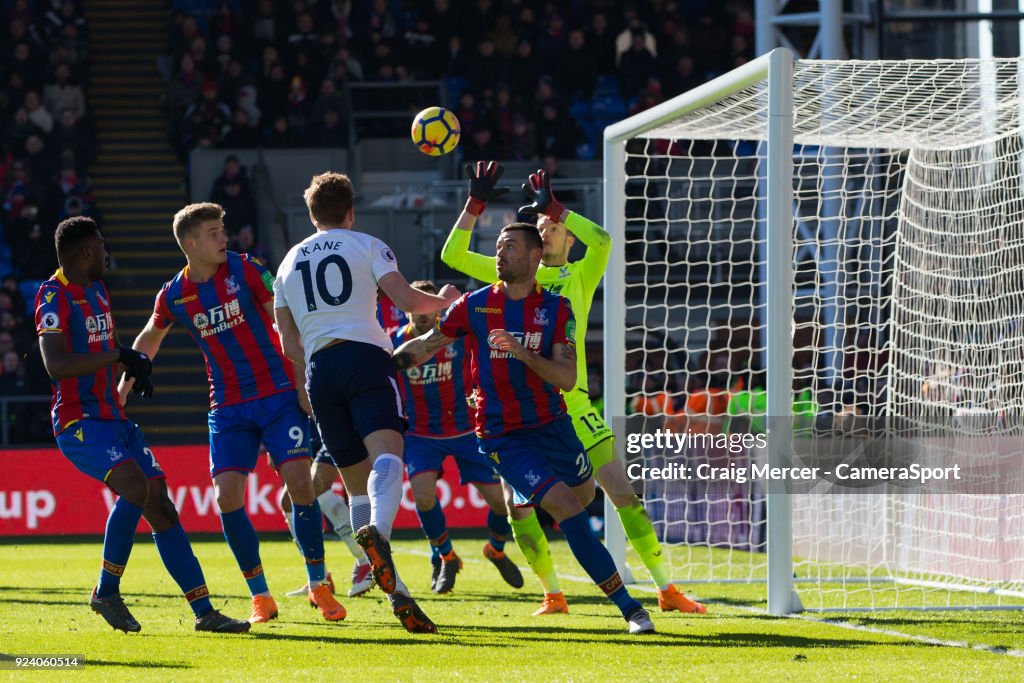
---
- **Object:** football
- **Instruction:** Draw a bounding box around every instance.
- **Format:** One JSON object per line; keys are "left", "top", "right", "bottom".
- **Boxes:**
{"left": 411, "top": 106, "right": 460, "bottom": 156}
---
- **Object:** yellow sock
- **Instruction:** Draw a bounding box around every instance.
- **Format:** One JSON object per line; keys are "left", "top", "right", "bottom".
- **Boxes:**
{"left": 510, "top": 510, "right": 560, "bottom": 594}
{"left": 617, "top": 501, "right": 670, "bottom": 589}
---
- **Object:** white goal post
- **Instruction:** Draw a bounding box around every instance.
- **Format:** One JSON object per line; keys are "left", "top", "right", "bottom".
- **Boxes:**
{"left": 602, "top": 47, "right": 1024, "bottom": 614}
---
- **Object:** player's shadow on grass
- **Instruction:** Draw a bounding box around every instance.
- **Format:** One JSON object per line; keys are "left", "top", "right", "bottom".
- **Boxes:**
{"left": 125, "top": 595, "right": 248, "bottom": 607}
{"left": 674, "top": 632, "right": 896, "bottom": 649}
{"left": 4, "top": 586, "right": 89, "bottom": 592}
{"left": 82, "top": 659, "right": 191, "bottom": 669}
{"left": 250, "top": 625, "right": 690, "bottom": 645}
{"left": 823, "top": 614, "right": 1024, "bottom": 629}
{"left": 449, "top": 589, "right": 616, "bottom": 607}
{"left": 246, "top": 631, "right": 492, "bottom": 647}
{"left": 0, "top": 595, "right": 88, "bottom": 607}
{"left": 2, "top": 586, "right": 204, "bottom": 602}
{"left": 441, "top": 622, "right": 896, "bottom": 648}
{"left": 0, "top": 655, "right": 187, "bottom": 670}
{"left": 439, "top": 622, "right": 693, "bottom": 641}
{"left": 695, "top": 596, "right": 766, "bottom": 608}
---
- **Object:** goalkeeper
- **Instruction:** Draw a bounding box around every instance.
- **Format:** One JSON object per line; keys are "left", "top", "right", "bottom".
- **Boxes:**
{"left": 441, "top": 161, "right": 706, "bottom": 616}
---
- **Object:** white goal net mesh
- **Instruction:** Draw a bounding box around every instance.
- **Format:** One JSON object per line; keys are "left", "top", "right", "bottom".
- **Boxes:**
{"left": 617, "top": 58, "right": 1024, "bottom": 609}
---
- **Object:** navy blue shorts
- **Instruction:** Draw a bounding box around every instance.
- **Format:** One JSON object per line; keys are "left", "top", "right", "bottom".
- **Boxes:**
{"left": 313, "top": 446, "right": 336, "bottom": 466}
{"left": 309, "top": 417, "right": 337, "bottom": 466}
{"left": 208, "top": 390, "right": 311, "bottom": 477}
{"left": 405, "top": 432, "right": 500, "bottom": 486}
{"left": 478, "top": 415, "right": 592, "bottom": 507}
{"left": 306, "top": 340, "right": 406, "bottom": 468}
{"left": 56, "top": 419, "right": 165, "bottom": 484}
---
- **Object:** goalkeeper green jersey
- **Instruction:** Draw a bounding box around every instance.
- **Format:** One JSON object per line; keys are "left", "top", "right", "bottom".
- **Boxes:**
{"left": 440, "top": 211, "right": 612, "bottom": 399}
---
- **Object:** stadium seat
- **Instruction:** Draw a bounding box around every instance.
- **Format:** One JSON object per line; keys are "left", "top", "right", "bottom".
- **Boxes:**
{"left": 443, "top": 76, "right": 470, "bottom": 109}
{"left": 0, "top": 242, "right": 11, "bottom": 273}
{"left": 590, "top": 95, "right": 627, "bottom": 119}
{"left": 579, "top": 119, "right": 602, "bottom": 143}
{"left": 568, "top": 97, "right": 590, "bottom": 120}
{"left": 19, "top": 280, "right": 45, "bottom": 314}
{"left": 575, "top": 141, "right": 596, "bottom": 160}
{"left": 594, "top": 73, "right": 621, "bottom": 97}
{"left": 172, "top": 0, "right": 215, "bottom": 31}
{"left": 589, "top": 116, "right": 620, "bottom": 144}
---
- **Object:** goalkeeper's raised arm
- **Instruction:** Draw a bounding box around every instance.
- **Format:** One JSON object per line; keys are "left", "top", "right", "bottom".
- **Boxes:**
{"left": 440, "top": 160, "right": 510, "bottom": 283}
{"left": 517, "top": 167, "right": 612, "bottom": 300}
{"left": 441, "top": 162, "right": 612, "bottom": 293}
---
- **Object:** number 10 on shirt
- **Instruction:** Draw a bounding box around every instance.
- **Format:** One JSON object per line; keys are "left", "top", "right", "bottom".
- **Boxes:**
{"left": 295, "top": 255, "right": 352, "bottom": 310}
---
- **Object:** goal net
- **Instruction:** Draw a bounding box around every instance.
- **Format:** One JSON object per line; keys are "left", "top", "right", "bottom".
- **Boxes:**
{"left": 604, "top": 49, "right": 1024, "bottom": 611}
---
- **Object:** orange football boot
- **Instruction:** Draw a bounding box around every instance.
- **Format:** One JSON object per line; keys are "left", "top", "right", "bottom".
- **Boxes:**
{"left": 308, "top": 583, "right": 347, "bottom": 621}
{"left": 355, "top": 525, "right": 397, "bottom": 594}
{"left": 249, "top": 594, "right": 279, "bottom": 623}
{"left": 285, "top": 571, "right": 336, "bottom": 597}
{"left": 532, "top": 592, "right": 569, "bottom": 615}
{"left": 658, "top": 585, "right": 707, "bottom": 614}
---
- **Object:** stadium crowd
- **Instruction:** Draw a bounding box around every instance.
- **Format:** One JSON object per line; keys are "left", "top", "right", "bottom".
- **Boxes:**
{"left": 163, "top": 0, "right": 754, "bottom": 159}
{"left": 0, "top": 0, "right": 761, "bottom": 443}
{"left": 0, "top": 0, "right": 97, "bottom": 441}
{"left": 206, "top": 153, "right": 268, "bottom": 262}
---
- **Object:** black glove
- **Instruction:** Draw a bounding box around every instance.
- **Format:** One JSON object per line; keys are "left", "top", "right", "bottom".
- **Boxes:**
{"left": 518, "top": 169, "right": 567, "bottom": 222}
{"left": 464, "top": 161, "right": 510, "bottom": 216}
{"left": 118, "top": 346, "right": 155, "bottom": 399}
{"left": 132, "top": 375, "right": 155, "bottom": 399}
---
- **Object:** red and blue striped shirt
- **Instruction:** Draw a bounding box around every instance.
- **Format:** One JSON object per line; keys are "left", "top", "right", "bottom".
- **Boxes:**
{"left": 391, "top": 322, "right": 473, "bottom": 438}
{"left": 377, "top": 292, "right": 408, "bottom": 334}
{"left": 438, "top": 283, "right": 575, "bottom": 438}
{"left": 35, "top": 269, "right": 125, "bottom": 435}
{"left": 152, "top": 252, "right": 295, "bottom": 409}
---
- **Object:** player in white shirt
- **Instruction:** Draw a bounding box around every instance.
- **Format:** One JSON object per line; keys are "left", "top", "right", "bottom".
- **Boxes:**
{"left": 274, "top": 172, "right": 458, "bottom": 634}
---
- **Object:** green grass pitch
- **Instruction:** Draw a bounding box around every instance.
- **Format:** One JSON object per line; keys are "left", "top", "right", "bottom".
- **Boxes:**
{"left": 1, "top": 534, "right": 1022, "bottom": 681}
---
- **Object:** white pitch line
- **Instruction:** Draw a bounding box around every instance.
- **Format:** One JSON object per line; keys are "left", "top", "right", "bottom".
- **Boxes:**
{"left": 400, "top": 546, "right": 1024, "bottom": 657}
{"left": 789, "top": 615, "right": 1024, "bottom": 658}
{"left": 582, "top": 572, "right": 1024, "bottom": 658}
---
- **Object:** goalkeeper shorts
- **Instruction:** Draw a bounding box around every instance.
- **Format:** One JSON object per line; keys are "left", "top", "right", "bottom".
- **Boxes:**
{"left": 563, "top": 388, "right": 614, "bottom": 466}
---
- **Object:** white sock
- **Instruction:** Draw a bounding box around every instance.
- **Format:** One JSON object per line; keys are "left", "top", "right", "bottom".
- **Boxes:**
{"left": 317, "top": 490, "right": 364, "bottom": 560}
{"left": 368, "top": 453, "right": 404, "bottom": 539}
{"left": 349, "top": 494, "right": 371, "bottom": 537}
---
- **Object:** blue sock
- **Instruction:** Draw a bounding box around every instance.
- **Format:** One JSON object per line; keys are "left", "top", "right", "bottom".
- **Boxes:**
{"left": 416, "top": 501, "right": 452, "bottom": 555}
{"left": 220, "top": 508, "right": 268, "bottom": 596}
{"left": 292, "top": 502, "right": 326, "bottom": 584}
{"left": 153, "top": 523, "right": 213, "bottom": 617}
{"left": 487, "top": 509, "right": 511, "bottom": 552}
{"left": 96, "top": 498, "right": 143, "bottom": 598}
{"left": 559, "top": 510, "right": 643, "bottom": 618}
